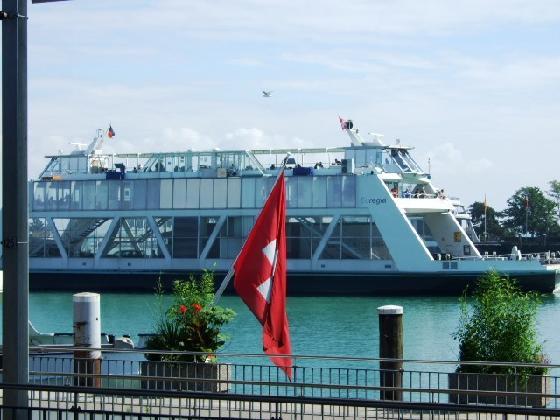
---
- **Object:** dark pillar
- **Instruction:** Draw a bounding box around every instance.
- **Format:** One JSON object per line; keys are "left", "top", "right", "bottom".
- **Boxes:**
{"left": 378, "top": 305, "right": 403, "bottom": 401}
{"left": 2, "top": 0, "right": 29, "bottom": 417}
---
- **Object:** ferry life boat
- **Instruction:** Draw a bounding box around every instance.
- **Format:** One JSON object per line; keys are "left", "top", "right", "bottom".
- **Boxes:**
{"left": 27, "top": 123, "right": 558, "bottom": 294}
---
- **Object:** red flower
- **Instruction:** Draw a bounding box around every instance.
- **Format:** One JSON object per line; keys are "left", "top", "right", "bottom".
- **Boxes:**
{"left": 179, "top": 304, "right": 187, "bottom": 314}
{"left": 193, "top": 303, "right": 202, "bottom": 313}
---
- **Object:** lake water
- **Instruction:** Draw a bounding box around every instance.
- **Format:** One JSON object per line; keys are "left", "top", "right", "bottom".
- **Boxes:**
{"left": 18, "top": 291, "right": 560, "bottom": 364}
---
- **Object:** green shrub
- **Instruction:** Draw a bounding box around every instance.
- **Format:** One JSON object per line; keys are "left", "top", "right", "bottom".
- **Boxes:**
{"left": 452, "top": 270, "right": 546, "bottom": 375}
{"left": 146, "top": 271, "right": 236, "bottom": 362}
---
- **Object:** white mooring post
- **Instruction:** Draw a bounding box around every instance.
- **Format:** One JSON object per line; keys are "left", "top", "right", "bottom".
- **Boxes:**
{"left": 73, "top": 292, "right": 102, "bottom": 387}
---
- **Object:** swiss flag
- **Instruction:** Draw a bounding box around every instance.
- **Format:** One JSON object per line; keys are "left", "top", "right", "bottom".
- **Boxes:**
{"left": 234, "top": 172, "right": 293, "bottom": 379}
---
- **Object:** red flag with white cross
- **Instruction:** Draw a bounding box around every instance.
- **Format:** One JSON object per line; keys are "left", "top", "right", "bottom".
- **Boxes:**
{"left": 233, "top": 171, "right": 293, "bottom": 379}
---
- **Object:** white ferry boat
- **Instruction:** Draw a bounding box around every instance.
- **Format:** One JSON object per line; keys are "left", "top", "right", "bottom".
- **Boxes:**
{"left": 28, "top": 122, "right": 557, "bottom": 294}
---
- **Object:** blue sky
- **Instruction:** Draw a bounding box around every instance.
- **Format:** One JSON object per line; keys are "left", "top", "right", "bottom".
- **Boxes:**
{"left": 15, "top": 0, "right": 560, "bottom": 209}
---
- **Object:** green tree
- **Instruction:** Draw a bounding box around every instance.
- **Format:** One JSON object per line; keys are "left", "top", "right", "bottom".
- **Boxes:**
{"left": 548, "top": 180, "right": 560, "bottom": 219}
{"left": 452, "top": 271, "right": 545, "bottom": 376}
{"left": 468, "top": 201, "right": 503, "bottom": 240}
{"left": 501, "top": 187, "right": 556, "bottom": 239}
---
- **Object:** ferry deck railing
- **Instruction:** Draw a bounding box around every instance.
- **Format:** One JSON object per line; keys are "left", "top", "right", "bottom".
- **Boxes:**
{"left": 1, "top": 347, "right": 558, "bottom": 418}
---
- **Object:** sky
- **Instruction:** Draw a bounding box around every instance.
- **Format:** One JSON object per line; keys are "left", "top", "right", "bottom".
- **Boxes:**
{"left": 9, "top": 0, "right": 560, "bottom": 210}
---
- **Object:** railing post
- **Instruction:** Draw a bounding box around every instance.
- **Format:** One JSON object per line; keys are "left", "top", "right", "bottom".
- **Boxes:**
{"left": 73, "top": 292, "right": 102, "bottom": 387}
{"left": 378, "top": 305, "right": 403, "bottom": 401}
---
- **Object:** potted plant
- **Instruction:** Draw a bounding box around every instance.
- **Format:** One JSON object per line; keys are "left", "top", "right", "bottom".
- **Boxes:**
{"left": 141, "top": 271, "right": 236, "bottom": 392}
{"left": 449, "top": 270, "right": 549, "bottom": 407}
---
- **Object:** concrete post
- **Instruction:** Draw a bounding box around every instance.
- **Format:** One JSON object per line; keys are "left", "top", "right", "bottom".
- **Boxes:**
{"left": 378, "top": 305, "right": 403, "bottom": 401}
{"left": 73, "top": 293, "right": 102, "bottom": 387}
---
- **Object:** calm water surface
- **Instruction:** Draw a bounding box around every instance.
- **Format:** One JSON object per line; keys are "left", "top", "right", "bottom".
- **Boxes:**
{"left": 17, "top": 291, "right": 560, "bottom": 364}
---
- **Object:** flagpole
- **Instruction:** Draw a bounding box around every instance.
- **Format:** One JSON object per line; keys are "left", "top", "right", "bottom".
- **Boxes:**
{"left": 214, "top": 154, "right": 290, "bottom": 303}
{"left": 525, "top": 195, "right": 529, "bottom": 236}
{"left": 484, "top": 195, "right": 487, "bottom": 242}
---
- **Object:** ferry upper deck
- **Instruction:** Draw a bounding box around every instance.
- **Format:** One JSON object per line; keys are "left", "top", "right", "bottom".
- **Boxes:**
{"left": 27, "top": 124, "right": 556, "bottom": 294}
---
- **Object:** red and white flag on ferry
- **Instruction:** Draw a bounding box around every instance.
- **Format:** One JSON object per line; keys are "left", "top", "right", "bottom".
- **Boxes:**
{"left": 219, "top": 172, "right": 293, "bottom": 379}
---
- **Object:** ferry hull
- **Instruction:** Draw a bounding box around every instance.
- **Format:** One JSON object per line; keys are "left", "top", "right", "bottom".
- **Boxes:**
{"left": 28, "top": 270, "right": 557, "bottom": 295}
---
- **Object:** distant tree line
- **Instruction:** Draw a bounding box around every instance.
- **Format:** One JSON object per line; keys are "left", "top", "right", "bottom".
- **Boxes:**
{"left": 469, "top": 180, "right": 560, "bottom": 245}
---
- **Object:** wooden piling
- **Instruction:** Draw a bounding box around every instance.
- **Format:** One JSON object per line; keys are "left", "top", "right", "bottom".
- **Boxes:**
{"left": 378, "top": 305, "right": 403, "bottom": 401}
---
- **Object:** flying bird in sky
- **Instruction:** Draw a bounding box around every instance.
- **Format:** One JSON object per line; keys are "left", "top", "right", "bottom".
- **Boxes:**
{"left": 262, "top": 90, "right": 272, "bottom": 97}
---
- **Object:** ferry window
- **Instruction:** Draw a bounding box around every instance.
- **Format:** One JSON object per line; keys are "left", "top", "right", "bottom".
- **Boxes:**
{"left": 213, "top": 179, "right": 227, "bottom": 208}
{"left": 95, "top": 181, "right": 108, "bottom": 210}
{"left": 146, "top": 179, "right": 160, "bottom": 210}
{"left": 52, "top": 218, "right": 70, "bottom": 255}
{"left": 320, "top": 218, "right": 341, "bottom": 259}
{"left": 200, "top": 217, "right": 219, "bottom": 258}
{"left": 69, "top": 158, "right": 78, "bottom": 173}
{"left": 341, "top": 176, "right": 356, "bottom": 207}
{"left": 366, "top": 149, "right": 377, "bottom": 166}
{"left": 371, "top": 222, "right": 392, "bottom": 260}
{"left": 29, "top": 217, "right": 48, "bottom": 257}
{"left": 108, "top": 181, "right": 122, "bottom": 210}
{"left": 255, "top": 177, "right": 274, "bottom": 208}
{"left": 241, "top": 178, "right": 256, "bottom": 208}
{"left": 154, "top": 217, "right": 173, "bottom": 254}
{"left": 57, "top": 181, "right": 71, "bottom": 211}
{"left": 82, "top": 181, "right": 96, "bottom": 210}
{"left": 46, "top": 182, "right": 58, "bottom": 210}
{"left": 78, "top": 157, "right": 87, "bottom": 173}
{"left": 227, "top": 178, "right": 241, "bottom": 208}
{"left": 354, "top": 150, "right": 366, "bottom": 167}
{"left": 159, "top": 179, "right": 173, "bottom": 209}
{"left": 286, "top": 177, "right": 298, "bottom": 208}
{"left": 121, "top": 181, "right": 133, "bottom": 210}
{"left": 341, "top": 216, "right": 370, "bottom": 259}
{"left": 132, "top": 180, "right": 146, "bottom": 210}
{"left": 56, "top": 217, "right": 111, "bottom": 257}
{"left": 60, "top": 158, "right": 70, "bottom": 173}
{"left": 297, "top": 177, "right": 312, "bottom": 208}
{"left": 173, "top": 217, "right": 198, "bottom": 258}
{"left": 200, "top": 179, "right": 214, "bottom": 208}
{"left": 223, "top": 217, "right": 243, "bottom": 258}
{"left": 312, "top": 177, "right": 327, "bottom": 208}
{"left": 33, "top": 182, "right": 46, "bottom": 211}
{"left": 45, "top": 220, "right": 61, "bottom": 257}
{"left": 70, "top": 181, "right": 82, "bottom": 210}
{"left": 173, "top": 179, "right": 187, "bottom": 208}
{"left": 104, "top": 217, "right": 162, "bottom": 258}
{"left": 286, "top": 216, "right": 323, "bottom": 259}
{"left": 311, "top": 217, "right": 332, "bottom": 255}
{"left": 186, "top": 179, "right": 200, "bottom": 209}
{"left": 242, "top": 216, "right": 254, "bottom": 237}
{"left": 326, "top": 176, "right": 342, "bottom": 208}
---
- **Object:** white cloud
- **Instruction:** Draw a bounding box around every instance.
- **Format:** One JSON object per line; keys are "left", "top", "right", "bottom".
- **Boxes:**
{"left": 227, "top": 58, "right": 264, "bottom": 67}
{"left": 424, "top": 142, "right": 493, "bottom": 176}
{"left": 30, "top": 0, "right": 560, "bottom": 42}
{"left": 225, "top": 128, "right": 306, "bottom": 150}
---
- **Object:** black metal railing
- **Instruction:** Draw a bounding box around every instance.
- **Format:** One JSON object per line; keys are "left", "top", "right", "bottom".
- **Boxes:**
{"left": 0, "top": 347, "right": 558, "bottom": 418}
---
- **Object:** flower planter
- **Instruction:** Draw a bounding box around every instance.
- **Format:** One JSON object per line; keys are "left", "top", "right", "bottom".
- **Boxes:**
{"left": 448, "top": 372, "right": 550, "bottom": 408}
{"left": 140, "top": 360, "right": 231, "bottom": 392}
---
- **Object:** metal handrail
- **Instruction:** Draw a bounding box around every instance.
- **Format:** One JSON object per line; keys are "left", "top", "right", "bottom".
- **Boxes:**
{"left": 24, "top": 346, "right": 560, "bottom": 369}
